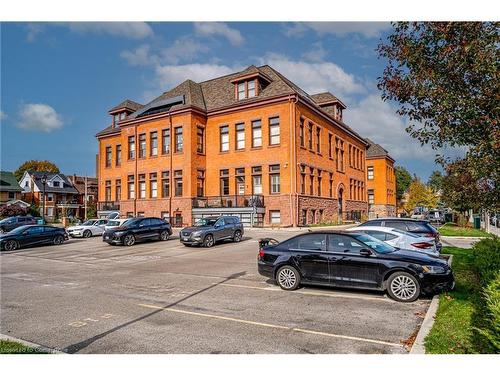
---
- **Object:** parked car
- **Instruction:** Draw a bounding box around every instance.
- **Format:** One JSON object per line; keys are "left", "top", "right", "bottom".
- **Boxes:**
{"left": 346, "top": 226, "right": 439, "bottom": 255}
{"left": 357, "top": 218, "right": 441, "bottom": 251}
{"left": 102, "top": 217, "right": 172, "bottom": 246}
{"left": 258, "top": 231, "right": 454, "bottom": 302}
{"left": 104, "top": 218, "right": 130, "bottom": 232}
{"left": 0, "top": 225, "right": 68, "bottom": 251}
{"left": 67, "top": 219, "right": 109, "bottom": 238}
{"left": 425, "top": 210, "right": 445, "bottom": 225}
{"left": 180, "top": 216, "right": 244, "bottom": 247}
{"left": 0, "top": 216, "right": 38, "bottom": 233}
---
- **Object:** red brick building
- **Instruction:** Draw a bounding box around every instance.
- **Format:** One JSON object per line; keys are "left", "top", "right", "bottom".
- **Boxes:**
{"left": 96, "top": 65, "right": 369, "bottom": 226}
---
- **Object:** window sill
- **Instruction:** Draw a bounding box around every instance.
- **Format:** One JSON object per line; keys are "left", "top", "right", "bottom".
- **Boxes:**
{"left": 197, "top": 152, "right": 206, "bottom": 156}
{"left": 299, "top": 145, "right": 306, "bottom": 150}
{"left": 250, "top": 146, "right": 263, "bottom": 151}
{"left": 268, "top": 144, "right": 281, "bottom": 148}
{"left": 161, "top": 152, "right": 171, "bottom": 156}
{"left": 235, "top": 148, "right": 246, "bottom": 152}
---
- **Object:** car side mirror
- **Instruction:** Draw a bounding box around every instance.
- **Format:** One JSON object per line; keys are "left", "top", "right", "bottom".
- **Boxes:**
{"left": 360, "top": 248, "right": 372, "bottom": 256}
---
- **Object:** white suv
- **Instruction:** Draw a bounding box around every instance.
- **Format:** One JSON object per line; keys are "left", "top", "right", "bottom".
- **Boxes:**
{"left": 67, "top": 219, "right": 108, "bottom": 238}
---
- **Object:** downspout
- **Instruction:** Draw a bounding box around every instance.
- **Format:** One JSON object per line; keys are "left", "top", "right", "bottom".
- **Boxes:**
{"left": 134, "top": 123, "right": 138, "bottom": 216}
{"left": 289, "top": 94, "right": 298, "bottom": 227}
{"left": 168, "top": 111, "right": 173, "bottom": 222}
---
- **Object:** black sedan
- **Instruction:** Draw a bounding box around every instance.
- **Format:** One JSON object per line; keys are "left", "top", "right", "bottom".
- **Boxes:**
{"left": 0, "top": 225, "right": 68, "bottom": 251}
{"left": 258, "top": 231, "right": 454, "bottom": 302}
{"left": 102, "top": 217, "right": 172, "bottom": 246}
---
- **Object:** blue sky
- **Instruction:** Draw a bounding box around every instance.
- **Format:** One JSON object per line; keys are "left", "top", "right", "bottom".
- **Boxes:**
{"left": 1, "top": 22, "right": 454, "bottom": 180}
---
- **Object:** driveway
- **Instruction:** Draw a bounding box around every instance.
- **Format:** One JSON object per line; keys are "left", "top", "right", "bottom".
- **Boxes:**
{"left": 0, "top": 229, "right": 430, "bottom": 353}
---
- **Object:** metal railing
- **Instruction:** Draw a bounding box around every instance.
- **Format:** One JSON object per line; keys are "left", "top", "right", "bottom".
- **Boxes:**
{"left": 97, "top": 201, "right": 120, "bottom": 211}
{"left": 192, "top": 195, "right": 265, "bottom": 209}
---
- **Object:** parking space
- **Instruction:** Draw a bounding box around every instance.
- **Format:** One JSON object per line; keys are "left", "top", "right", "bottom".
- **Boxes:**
{"left": 0, "top": 229, "right": 430, "bottom": 353}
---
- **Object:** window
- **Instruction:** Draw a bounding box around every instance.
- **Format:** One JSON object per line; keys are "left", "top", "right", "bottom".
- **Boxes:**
{"left": 270, "top": 210, "right": 281, "bottom": 224}
{"left": 300, "top": 173, "right": 306, "bottom": 194}
{"left": 220, "top": 169, "right": 229, "bottom": 196}
{"left": 220, "top": 125, "right": 229, "bottom": 152}
{"left": 247, "top": 80, "right": 256, "bottom": 98}
{"left": 8, "top": 192, "right": 15, "bottom": 199}
{"left": 161, "top": 171, "right": 170, "bottom": 198}
{"left": 309, "top": 168, "right": 314, "bottom": 195}
{"left": 115, "top": 179, "right": 121, "bottom": 201}
{"left": 174, "top": 170, "right": 183, "bottom": 196}
{"left": 138, "top": 174, "right": 146, "bottom": 198}
{"left": 328, "top": 134, "right": 333, "bottom": 158}
{"left": 237, "top": 82, "right": 245, "bottom": 100}
{"left": 316, "top": 128, "right": 321, "bottom": 153}
{"left": 162, "top": 129, "right": 170, "bottom": 154}
{"left": 328, "top": 234, "right": 363, "bottom": 254}
{"left": 105, "top": 146, "right": 112, "bottom": 167}
{"left": 296, "top": 234, "right": 326, "bottom": 251}
{"left": 127, "top": 175, "right": 135, "bottom": 199}
{"left": 368, "top": 189, "right": 374, "bottom": 204}
{"left": 150, "top": 173, "right": 157, "bottom": 198}
{"left": 269, "top": 117, "right": 280, "bottom": 145}
{"left": 252, "top": 166, "right": 262, "bottom": 195}
{"left": 336, "top": 137, "right": 344, "bottom": 172}
{"left": 367, "top": 166, "right": 374, "bottom": 180}
{"left": 150, "top": 132, "right": 158, "bottom": 156}
{"left": 137, "top": 212, "right": 145, "bottom": 218}
{"left": 299, "top": 118, "right": 305, "bottom": 147}
{"left": 53, "top": 181, "right": 60, "bottom": 187}
{"left": 252, "top": 120, "right": 262, "bottom": 147}
{"left": 174, "top": 127, "right": 183, "bottom": 152}
{"left": 116, "top": 145, "right": 122, "bottom": 166}
{"left": 235, "top": 168, "right": 245, "bottom": 195}
{"left": 197, "top": 170, "right": 205, "bottom": 197}
{"left": 197, "top": 127, "right": 204, "bottom": 153}
{"left": 329, "top": 172, "right": 334, "bottom": 197}
{"left": 138, "top": 134, "right": 146, "bottom": 158}
{"left": 47, "top": 207, "right": 54, "bottom": 217}
{"left": 105, "top": 180, "right": 111, "bottom": 201}
{"left": 317, "top": 170, "right": 322, "bottom": 196}
{"left": 308, "top": 123, "right": 313, "bottom": 149}
{"left": 161, "top": 211, "right": 170, "bottom": 222}
{"left": 235, "top": 123, "right": 245, "bottom": 150}
{"left": 126, "top": 212, "right": 134, "bottom": 218}
{"left": 113, "top": 114, "right": 120, "bottom": 124}
{"left": 269, "top": 164, "right": 280, "bottom": 194}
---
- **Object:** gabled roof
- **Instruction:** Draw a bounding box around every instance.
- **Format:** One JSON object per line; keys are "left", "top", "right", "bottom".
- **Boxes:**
{"left": 365, "top": 138, "right": 393, "bottom": 160}
{"left": 27, "top": 171, "right": 79, "bottom": 194}
{"left": 109, "top": 99, "right": 144, "bottom": 114}
{"left": 311, "top": 92, "right": 347, "bottom": 109}
{"left": 0, "top": 171, "right": 22, "bottom": 192}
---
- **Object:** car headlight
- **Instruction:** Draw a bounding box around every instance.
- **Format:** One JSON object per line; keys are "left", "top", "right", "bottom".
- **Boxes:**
{"left": 422, "top": 265, "right": 446, "bottom": 274}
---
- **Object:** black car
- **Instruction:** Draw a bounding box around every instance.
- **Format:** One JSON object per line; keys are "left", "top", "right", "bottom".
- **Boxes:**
{"left": 258, "top": 231, "right": 454, "bottom": 302}
{"left": 180, "top": 216, "right": 244, "bottom": 247}
{"left": 0, "top": 216, "right": 38, "bottom": 233}
{"left": 102, "top": 217, "right": 172, "bottom": 246}
{"left": 0, "top": 225, "right": 68, "bottom": 251}
{"left": 358, "top": 218, "right": 441, "bottom": 251}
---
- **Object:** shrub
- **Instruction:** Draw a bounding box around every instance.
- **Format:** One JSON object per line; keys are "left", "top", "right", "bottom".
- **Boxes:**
{"left": 0, "top": 204, "right": 27, "bottom": 218}
{"left": 473, "top": 237, "right": 500, "bottom": 284}
{"left": 476, "top": 272, "right": 500, "bottom": 352}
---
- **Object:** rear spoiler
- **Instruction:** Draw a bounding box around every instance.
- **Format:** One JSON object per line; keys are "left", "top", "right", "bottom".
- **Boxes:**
{"left": 258, "top": 238, "right": 280, "bottom": 249}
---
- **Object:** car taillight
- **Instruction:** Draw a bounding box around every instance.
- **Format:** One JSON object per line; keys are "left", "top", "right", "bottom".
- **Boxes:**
{"left": 411, "top": 242, "right": 433, "bottom": 249}
{"left": 258, "top": 249, "right": 265, "bottom": 259}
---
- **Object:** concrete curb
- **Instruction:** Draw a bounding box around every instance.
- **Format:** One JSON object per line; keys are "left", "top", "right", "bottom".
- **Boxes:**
{"left": 410, "top": 254, "right": 453, "bottom": 354}
{"left": 441, "top": 236, "right": 488, "bottom": 240}
{"left": 0, "top": 333, "right": 66, "bottom": 354}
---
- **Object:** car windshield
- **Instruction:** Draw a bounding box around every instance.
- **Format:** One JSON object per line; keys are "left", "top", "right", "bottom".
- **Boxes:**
{"left": 121, "top": 218, "right": 141, "bottom": 228}
{"left": 351, "top": 233, "right": 397, "bottom": 253}
{"left": 107, "top": 220, "right": 125, "bottom": 227}
{"left": 82, "top": 220, "right": 97, "bottom": 226}
{"left": 194, "top": 218, "right": 218, "bottom": 226}
{"left": 0, "top": 218, "right": 15, "bottom": 224}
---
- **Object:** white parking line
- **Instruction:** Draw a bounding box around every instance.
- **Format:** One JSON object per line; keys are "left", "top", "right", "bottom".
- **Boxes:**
{"left": 138, "top": 303, "right": 402, "bottom": 348}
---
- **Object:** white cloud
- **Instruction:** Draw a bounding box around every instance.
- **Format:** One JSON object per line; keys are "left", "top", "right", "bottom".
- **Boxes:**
{"left": 65, "top": 22, "right": 153, "bottom": 39}
{"left": 284, "top": 22, "right": 391, "bottom": 38}
{"left": 161, "top": 37, "right": 210, "bottom": 64}
{"left": 0, "top": 111, "right": 7, "bottom": 121}
{"left": 194, "top": 22, "right": 244, "bottom": 46}
{"left": 302, "top": 42, "right": 327, "bottom": 62}
{"left": 120, "top": 45, "right": 157, "bottom": 66}
{"left": 17, "top": 104, "right": 63, "bottom": 133}
{"left": 259, "top": 53, "right": 365, "bottom": 98}
{"left": 155, "top": 63, "right": 237, "bottom": 88}
{"left": 26, "top": 23, "right": 44, "bottom": 42}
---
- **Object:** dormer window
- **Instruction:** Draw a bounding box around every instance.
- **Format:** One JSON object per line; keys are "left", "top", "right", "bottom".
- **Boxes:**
{"left": 53, "top": 181, "right": 60, "bottom": 187}
{"left": 231, "top": 69, "right": 272, "bottom": 101}
{"left": 236, "top": 80, "right": 257, "bottom": 100}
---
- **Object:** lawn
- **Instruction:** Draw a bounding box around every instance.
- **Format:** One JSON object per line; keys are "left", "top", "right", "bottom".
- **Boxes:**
{"left": 0, "top": 339, "right": 47, "bottom": 354}
{"left": 438, "top": 223, "right": 489, "bottom": 237}
{"left": 424, "top": 246, "right": 493, "bottom": 353}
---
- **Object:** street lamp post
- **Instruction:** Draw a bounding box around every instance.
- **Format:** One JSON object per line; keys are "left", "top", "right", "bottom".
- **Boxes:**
{"left": 41, "top": 174, "right": 47, "bottom": 224}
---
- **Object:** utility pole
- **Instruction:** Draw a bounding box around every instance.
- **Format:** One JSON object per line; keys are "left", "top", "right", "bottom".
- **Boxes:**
{"left": 84, "top": 175, "right": 88, "bottom": 220}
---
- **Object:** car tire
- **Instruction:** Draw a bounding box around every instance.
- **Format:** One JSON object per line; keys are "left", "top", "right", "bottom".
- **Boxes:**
{"left": 232, "top": 230, "right": 242, "bottom": 243}
{"left": 4, "top": 240, "right": 19, "bottom": 251}
{"left": 83, "top": 230, "right": 92, "bottom": 238}
{"left": 276, "top": 265, "right": 301, "bottom": 291}
{"left": 123, "top": 234, "right": 136, "bottom": 247}
{"left": 53, "top": 235, "right": 64, "bottom": 245}
{"left": 159, "top": 230, "right": 169, "bottom": 241}
{"left": 203, "top": 234, "right": 214, "bottom": 248}
{"left": 387, "top": 272, "right": 420, "bottom": 302}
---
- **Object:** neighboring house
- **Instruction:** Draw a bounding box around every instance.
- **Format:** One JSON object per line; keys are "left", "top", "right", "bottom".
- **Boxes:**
{"left": 365, "top": 139, "right": 397, "bottom": 218}
{"left": 67, "top": 175, "right": 98, "bottom": 204}
{"left": 20, "top": 171, "right": 81, "bottom": 220}
{"left": 0, "top": 171, "right": 23, "bottom": 205}
{"left": 96, "top": 65, "right": 369, "bottom": 227}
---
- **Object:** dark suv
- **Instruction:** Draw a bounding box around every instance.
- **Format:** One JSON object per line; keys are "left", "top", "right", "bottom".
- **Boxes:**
{"left": 180, "top": 216, "right": 244, "bottom": 247}
{"left": 358, "top": 218, "right": 441, "bottom": 251}
{"left": 0, "top": 216, "right": 38, "bottom": 233}
{"left": 102, "top": 217, "right": 172, "bottom": 246}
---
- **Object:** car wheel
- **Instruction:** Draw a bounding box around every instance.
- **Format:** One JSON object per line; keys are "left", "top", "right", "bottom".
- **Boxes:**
{"left": 53, "top": 235, "right": 64, "bottom": 245}
{"left": 233, "top": 230, "right": 242, "bottom": 242}
{"left": 276, "top": 266, "right": 301, "bottom": 291}
{"left": 123, "top": 234, "right": 136, "bottom": 246}
{"left": 159, "top": 230, "right": 169, "bottom": 241}
{"left": 387, "top": 272, "right": 420, "bottom": 302}
{"left": 83, "top": 230, "right": 92, "bottom": 238}
{"left": 203, "top": 234, "right": 214, "bottom": 248}
{"left": 4, "top": 240, "right": 19, "bottom": 251}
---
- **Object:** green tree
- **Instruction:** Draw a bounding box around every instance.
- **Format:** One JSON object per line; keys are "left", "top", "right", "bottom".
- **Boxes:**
{"left": 14, "top": 160, "right": 60, "bottom": 181}
{"left": 442, "top": 158, "right": 483, "bottom": 214}
{"left": 406, "top": 178, "right": 438, "bottom": 211}
{"left": 378, "top": 22, "right": 500, "bottom": 210}
{"left": 427, "top": 170, "right": 444, "bottom": 193}
{"left": 395, "top": 166, "right": 412, "bottom": 200}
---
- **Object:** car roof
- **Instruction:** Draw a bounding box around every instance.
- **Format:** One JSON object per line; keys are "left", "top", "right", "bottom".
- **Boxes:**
{"left": 366, "top": 218, "right": 429, "bottom": 222}
{"left": 347, "top": 226, "right": 398, "bottom": 233}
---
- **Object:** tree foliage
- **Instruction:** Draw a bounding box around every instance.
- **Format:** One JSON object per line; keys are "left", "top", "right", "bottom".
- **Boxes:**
{"left": 14, "top": 160, "right": 60, "bottom": 181}
{"left": 378, "top": 22, "right": 500, "bottom": 210}
{"left": 0, "top": 204, "right": 27, "bottom": 218}
{"left": 406, "top": 178, "right": 438, "bottom": 211}
{"left": 395, "top": 166, "right": 412, "bottom": 200}
{"left": 428, "top": 170, "right": 444, "bottom": 193}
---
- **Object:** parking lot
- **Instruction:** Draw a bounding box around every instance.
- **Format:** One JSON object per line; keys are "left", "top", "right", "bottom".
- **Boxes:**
{"left": 1, "top": 228, "right": 430, "bottom": 354}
